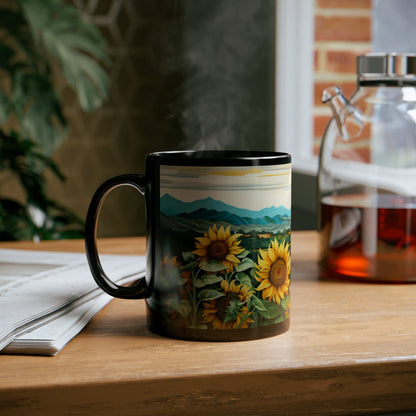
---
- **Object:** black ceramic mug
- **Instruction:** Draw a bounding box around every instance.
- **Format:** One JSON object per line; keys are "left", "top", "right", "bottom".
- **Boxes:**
{"left": 85, "top": 150, "right": 291, "bottom": 341}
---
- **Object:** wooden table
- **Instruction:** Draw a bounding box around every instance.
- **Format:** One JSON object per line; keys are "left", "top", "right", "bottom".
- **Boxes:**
{"left": 0, "top": 231, "right": 415, "bottom": 416}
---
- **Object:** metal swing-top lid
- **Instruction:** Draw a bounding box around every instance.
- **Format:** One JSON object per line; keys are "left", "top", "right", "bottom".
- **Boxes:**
{"left": 357, "top": 53, "right": 416, "bottom": 84}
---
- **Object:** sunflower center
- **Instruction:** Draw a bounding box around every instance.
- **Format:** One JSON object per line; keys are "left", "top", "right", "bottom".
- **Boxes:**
{"left": 216, "top": 293, "right": 239, "bottom": 321}
{"left": 208, "top": 241, "right": 229, "bottom": 261}
{"left": 269, "top": 258, "right": 287, "bottom": 288}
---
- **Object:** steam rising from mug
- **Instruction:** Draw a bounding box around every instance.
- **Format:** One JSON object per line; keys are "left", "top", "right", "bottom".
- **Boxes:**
{"left": 162, "top": 1, "right": 275, "bottom": 150}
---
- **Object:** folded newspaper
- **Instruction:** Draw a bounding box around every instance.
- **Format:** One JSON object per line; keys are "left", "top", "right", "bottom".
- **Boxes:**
{"left": 0, "top": 249, "right": 145, "bottom": 356}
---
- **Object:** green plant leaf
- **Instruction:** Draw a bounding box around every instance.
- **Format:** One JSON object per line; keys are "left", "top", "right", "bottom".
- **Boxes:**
{"left": 182, "top": 251, "right": 196, "bottom": 262}
{"left": 236, "top": 272, "right": 252, "bottom": 287}
{"left": 235, "top": 257, "right": 255, "bottom": 272}
{"left": 237, "top": 249, "right": 250, "bottom": 258}
{"left": 0, "top": 90, "right": 10, "bottom": 124}
{"left": 198, "top": 289, "right": 225, "bottom": 301}
{"left": 257, "top": 299, "right": 284, "bottom": 320}
{"left": 0, "top": 0, "right": 108, "bottom": 241}
{"left": 166, "top": 299, "right": 192, "bottom": 319}
{"left": 0, "top": 9, "right": 34, "bottom": 63}
{"left": 199, "top": 261, "right": 228, "bottom": 272}
{"left": 280, "top": 295, "right": 290, "bottom": 310}
{"left": 0, "top": 130, "right": 85, "bottom": 240}
{"left": 12, "top": 72, "right": 67, "bottom": 154}
{"left": 251, "top": 295, "right": 268, "bottom": 312}
{"left": 19, "top": 0, "right": 110, "bottom": 113}
{"left": 181, "top": 261, "right": 199, "bottom": 271}
{"left": 0, "top": 9, "right": 25, "bottom": 32}
{"left": 194, "top": 275, "right": 223, "bottom": 288}
{"left": 0, "top": 43, "right": 16, "bottom": 73}
{"left": 224, "top": 299, "right": 244, "bottom": 323}
{"left": 0, "top": 198, "right": 32, "bottom": 240}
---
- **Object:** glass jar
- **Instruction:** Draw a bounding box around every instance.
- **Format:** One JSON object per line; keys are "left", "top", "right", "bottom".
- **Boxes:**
{"left": 319, "top": 53, "right": 416, "bottom": 282}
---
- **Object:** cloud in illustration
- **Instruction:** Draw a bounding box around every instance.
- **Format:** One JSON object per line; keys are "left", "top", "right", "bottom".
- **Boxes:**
{"left": 160, "top": 164, "right": 291, "bottom": 210}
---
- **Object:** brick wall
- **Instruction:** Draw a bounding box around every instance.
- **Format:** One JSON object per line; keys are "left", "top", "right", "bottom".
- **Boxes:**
{"left": 313, "top": 0, "right": 372, "bottom": 155}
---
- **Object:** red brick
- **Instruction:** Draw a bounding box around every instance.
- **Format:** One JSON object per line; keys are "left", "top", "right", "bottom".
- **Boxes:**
{"left": 333, "top": 143, "right": 371, "bottom": 163}
{"left": 314, "top": 114, "right": 332, "bottom": 139}
{"left": 355, "top": 123, "right": 372, "bottom": 142}
{"left": 317, "top": 0, "right": 371, "bottom": 9}
{"left": 326, "top": 50, "right": 366, "bottom": 74}
{"left": 315, "top": 15, "right": 371, "bottom": 42}
{"left": 355, "top": 146, "right": 371, "bottom": 163}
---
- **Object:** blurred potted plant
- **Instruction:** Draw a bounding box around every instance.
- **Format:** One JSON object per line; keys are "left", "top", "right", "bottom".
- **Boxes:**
{"left": 0, "top": 0, "right": 109, "bottom": 240}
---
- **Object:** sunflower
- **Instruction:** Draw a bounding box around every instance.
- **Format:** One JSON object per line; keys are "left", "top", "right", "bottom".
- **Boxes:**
{"left": 160, "top": 256, "right": 180, "bottom": 282}
{"left": 193, "top": 225, "right": 244, "bottom": 271}
{"left": 202, "top": 280, "right": 253, "bottom": 329}
{"left": 161, "top": 255, "right": 179, "bottom": 268}
{"left": 160, "top": 256, "right": 191, "bottom": 292}
{"left": 255, "top": 239, "right": 290, "bottom": 304}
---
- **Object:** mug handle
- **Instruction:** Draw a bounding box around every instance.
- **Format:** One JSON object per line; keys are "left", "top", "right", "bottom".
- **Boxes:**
{"left": 85, "top": 174, "right": 151, "bottom": 299}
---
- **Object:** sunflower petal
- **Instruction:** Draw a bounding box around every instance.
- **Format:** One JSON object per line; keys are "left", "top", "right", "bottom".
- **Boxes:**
{"left": 273, "top": 293, "right": 281, "bottom": 304}
{"left": 255, "top": 272, "right": 268, "bottom": 282}
{"left": 221, "top": 279, "right": 230, "bottom": 291}
{"left": 229, "top": 246, "right": 245, "bottom": 255}
{"left": 256, "top": 279, "right": 271, "bottom": 291}
{"left": 268, "top": 246, "right": 277, "bottom": 263}
{"left": 225, "top": 253, "right": 240, "bottom": 263}
{"left": 230, "top": 280, "right": 241, "bottom": 292}
{"left": 195, "top": 237, "right": 213, "bottom": 246}
{"left": 226, "top": 234, "right": 240, "bottom": 245}
{"left": 217, "top": 226, "right": 226, "bottom": 240}
{"left": 208, "top": 226, "right": 218, "bottom": 241}
{"left": 263, "top": 286, "right": 274, "bottom": 299}
{"left": 223, "top": 226, "right": 232, "bottom": 239}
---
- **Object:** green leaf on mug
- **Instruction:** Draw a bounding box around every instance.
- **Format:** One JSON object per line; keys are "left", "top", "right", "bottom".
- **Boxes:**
{"left": 194, "top": 275, "right": 223, "bottom": 288}
{"left": 280, "top": 295, "right": 290, "bottom": 310}
{"left": 181, "top": 261, "right": 199, "bottom": 271}
{"left": 251, "top": 295, "right": 268, "bottom": 312}
{"left": 256, "top": 299, "right": 283, "bottom": 319}
{"left": 236, "top": 272, "right": 252, "bottom": 288}
{"left": 224, "top": 299, "right": 244, "bottom": 323}
{"left": 166, "top": 299, "right": 192, "bottom": 319}
{"left": 235, "top": 257, "right": 255, "bottom": 272}
{"left": 182, "top": 251, "right": 196, "bottom": 262}
{"left": 199, "top": 261, "right": 228, "bottom": 272}
{"left": 198, "top": 289, "right": 225, "bottom": 301}
{"left": 237, "top": 249, "right": 250, "bottom": 259}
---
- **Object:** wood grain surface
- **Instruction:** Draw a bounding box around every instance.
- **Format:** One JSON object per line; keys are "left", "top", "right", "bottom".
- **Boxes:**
{"left": 0, "top": 231, "right": 415, "bottom": 415}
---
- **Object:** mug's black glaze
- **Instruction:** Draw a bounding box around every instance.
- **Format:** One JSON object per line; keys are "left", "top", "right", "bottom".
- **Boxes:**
{"left": 85, "top": 151, "right": 291, "bottom": 341}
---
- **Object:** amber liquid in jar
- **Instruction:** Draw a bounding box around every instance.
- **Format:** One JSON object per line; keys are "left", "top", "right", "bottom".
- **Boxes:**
{"left": 320, "top": 194, "right": 416, "bottom": 282}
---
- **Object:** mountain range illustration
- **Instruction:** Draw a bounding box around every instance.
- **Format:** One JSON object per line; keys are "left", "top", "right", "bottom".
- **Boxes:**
{"left": 160, "top": 194, "right": 290, "bottom": 222}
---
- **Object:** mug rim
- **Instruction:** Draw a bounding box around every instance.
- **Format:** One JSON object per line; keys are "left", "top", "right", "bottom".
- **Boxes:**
{"left": 147, "top": 150, "right": 291, "bottom": 166}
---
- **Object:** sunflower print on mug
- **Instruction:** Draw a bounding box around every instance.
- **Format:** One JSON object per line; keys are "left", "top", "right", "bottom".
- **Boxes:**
{"left": 158, "top": 163, "right": 291, "bottom": 330}
{"left": 202, "top": 280, "right": 254, "bottom": 329}
{"left": 255, "top": 239, "right": 290, "bottom": 304}
{"left": 193, "top": 225, "right": 245, "bottom": 272}
{"left": 160, "top": 224, "right": 290, "bottom": 330}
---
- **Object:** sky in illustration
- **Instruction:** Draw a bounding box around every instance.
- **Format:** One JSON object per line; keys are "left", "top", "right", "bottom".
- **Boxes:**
{"left": 160, "top": 164, "right": 291, "bottom": 211}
